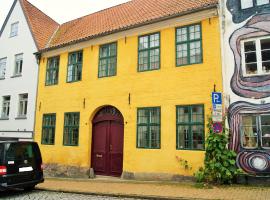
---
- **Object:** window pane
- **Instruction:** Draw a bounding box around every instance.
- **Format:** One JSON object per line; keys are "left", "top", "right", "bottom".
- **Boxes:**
{"left": 176, "top": 44, "right": 188, "bottom": 65}
{"left": 241, "top": 116, "right": 258, "bottom": 148}
{"left": 192, "top": 125, "right": 204, "bottom": 150}
{"left": 149, "top": 49, "right": 160, "bottom": 70}
{"left": 150, "top": 126, "right": 160, "bottom": 148}
{"left": 139, "top": 36, "right": 148, "bottom": 50}
{"left": 149, "top": 108, "right": 160, "bottom": 124}
{"left": 189, "top": 25, "right": 201, "bottom": 40}
{"left": 176, "top": 27, "right": 188, "bottom": 43}
{"left": 138, "top": 51, "right": 148, "bottom": 71}
{"left": 0, "top": 58, "right": 7, "bottom": 78}
{"left": 137, "top": 126, "right": 148, "bottom": 148}
{"left": 257, "top": 0, "right": 269, "bottom": 5}
{"left": 246, "top": 63, "right": 258, "bottom": 75}
{"left": 138, "top": 109, "right": 148, "bottom": 124}
{"left": 177, "top": 125, "right": 189, "bottom": 149}
{"left": 191, "top": 106, "right": 203, "bottom": 123}
{"left": 261, "top": 115, "right": 270, "bottom": 148}
{"left": 150, "top": 33, "right": 159, "bottom": 48}
{"left": 177, "top": 107, "right": 189, "bottom": 123}
{"left": 241, "top": 0, "right": 254, "bottom": 9}
{"left": 190, "top": 41, "right": 201, "bottom": 64}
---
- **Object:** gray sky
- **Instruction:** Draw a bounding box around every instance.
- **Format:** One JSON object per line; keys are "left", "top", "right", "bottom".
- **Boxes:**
{"left": 0, "top": 0, "right": 130, "bottom": 27}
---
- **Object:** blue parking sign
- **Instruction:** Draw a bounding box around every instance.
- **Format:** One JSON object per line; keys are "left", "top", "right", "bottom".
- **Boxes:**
{"left": 212, "top": 92, "right": 222, "bottom": 105}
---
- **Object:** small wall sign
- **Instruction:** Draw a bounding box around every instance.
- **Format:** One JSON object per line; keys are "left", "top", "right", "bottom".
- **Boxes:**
{"left": 213, "top": 122, "right": 223, "bottom": 134}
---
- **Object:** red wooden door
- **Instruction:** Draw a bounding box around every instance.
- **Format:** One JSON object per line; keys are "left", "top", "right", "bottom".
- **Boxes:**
{"left": 91, "top": 107, "right": 124, "bottom": 177}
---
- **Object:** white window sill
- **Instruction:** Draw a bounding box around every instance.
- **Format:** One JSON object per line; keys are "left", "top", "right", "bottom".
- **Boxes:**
{"left": 15, "top": 116, "right": 27, "bottom": 120}
{"left": 10, "top": 74, "right": 22, "bottom": 78}
{"left": 0, "top": 117, "right": 9, "bottom": 120}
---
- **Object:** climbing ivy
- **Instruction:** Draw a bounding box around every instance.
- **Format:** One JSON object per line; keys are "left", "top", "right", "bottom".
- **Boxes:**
{"left": 194, "top": 116, "right": 241, "bottom": 184}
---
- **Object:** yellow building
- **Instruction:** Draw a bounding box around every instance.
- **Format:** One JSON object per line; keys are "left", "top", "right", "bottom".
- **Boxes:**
{"left": 35, "top": 0, "right": 222, "bottom": 180}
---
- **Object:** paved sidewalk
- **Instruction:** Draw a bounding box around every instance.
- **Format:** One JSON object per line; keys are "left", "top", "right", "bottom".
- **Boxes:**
{"left": 36, "top": 177, "right": 270, "bottom": 200}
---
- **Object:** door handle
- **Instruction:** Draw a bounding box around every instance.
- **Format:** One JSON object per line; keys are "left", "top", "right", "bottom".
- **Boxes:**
{"left": 110, "top": 145, "right": 113, "bottom": 151}
{"left": 96, "top": 154, "right": 102, "bottom": 158}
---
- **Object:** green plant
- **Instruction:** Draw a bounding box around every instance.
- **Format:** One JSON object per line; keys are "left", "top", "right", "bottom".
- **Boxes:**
{"left": 195, "top": 116, "right": 241, "bottom": 184}
{"left": 176, "top": 156, "right": 192, "bottom": 171}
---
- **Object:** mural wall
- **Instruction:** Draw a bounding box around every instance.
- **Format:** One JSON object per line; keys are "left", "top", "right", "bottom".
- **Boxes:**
{"left": 222, "top": 0, "right": 270, "bottom": 175}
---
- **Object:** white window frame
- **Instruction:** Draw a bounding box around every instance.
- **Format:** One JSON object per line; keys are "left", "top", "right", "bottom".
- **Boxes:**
{"left": 14, "top": 53, "right": 23, "bottom": 76}
{"left": 1, "top": 96, "right": 10, "bottom": 119}
{"left": 241, "top": 35, "right": 270, "bottom": 77}
{"left": 241, "top": 0, "right": 254, "bottom": 9}
{"left": 18, "top": 93, "right": 28, "bottom": 118}
{"left": 10, "top": 22, "right": 19, "bottom": 37}
{"left": 241, "top": 114, "right": 270, "bottom": 150}
{"left": 0, "top": 57, "right": 7, "bottom": 79}
{"left": 256, "top": 0, "right": 270, "bottom": 6}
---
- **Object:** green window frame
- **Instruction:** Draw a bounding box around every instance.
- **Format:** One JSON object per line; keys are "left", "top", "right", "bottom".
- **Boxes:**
{"left": 138, "top": 32, "right": 160, "bottom": 72}
{"left": 137, "top": 107, "right": 161, "bottom": 149}
{"left": 176, "top": 105, "right": 205, "bottom": 150}
{"left": 41, "top": 114, "right": 56, "bottom": 145}
{"left": 98, "top": 42, "right": 117, "bottom": 78}
{"left": 63, "top": 112, "right": 80, "bottom": 146}
{"left": 67, "top": 51, "right": 83, "bottom": 83}
{"left": 176, "top": 24, "right": 202, "bottom": 66}
{"left": 46, "top": 56, "right": 59, "bottom": 86}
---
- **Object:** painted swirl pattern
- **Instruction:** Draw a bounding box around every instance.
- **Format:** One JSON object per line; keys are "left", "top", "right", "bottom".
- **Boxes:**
{"left": 237, "top": 151, "right": 270, "bottom": 174}
{"left": 229, "top": 14, "right": 270, "bottom": 99}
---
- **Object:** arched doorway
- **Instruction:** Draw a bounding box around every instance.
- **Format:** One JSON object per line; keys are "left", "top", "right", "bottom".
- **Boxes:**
{"left": 91, "top": 106, "right": 124, "bottom": 177}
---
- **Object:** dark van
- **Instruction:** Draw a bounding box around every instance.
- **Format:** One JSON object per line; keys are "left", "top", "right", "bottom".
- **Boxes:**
{"left": 0, "top": 141, "right": 44, "bottom": 191}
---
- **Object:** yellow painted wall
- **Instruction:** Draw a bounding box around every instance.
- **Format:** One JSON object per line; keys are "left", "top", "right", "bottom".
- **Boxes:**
{"left": 35, "top": 17, "right": 222, "bottom": 176}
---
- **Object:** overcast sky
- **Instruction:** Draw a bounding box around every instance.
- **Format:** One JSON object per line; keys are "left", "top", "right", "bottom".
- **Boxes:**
{"left": 0, "top": 0, "right": 130, "bottom": 27}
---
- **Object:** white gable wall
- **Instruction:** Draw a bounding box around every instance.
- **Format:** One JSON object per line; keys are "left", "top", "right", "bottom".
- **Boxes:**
{"left": 0, "top": 0, "right": 38, "bottom": 140}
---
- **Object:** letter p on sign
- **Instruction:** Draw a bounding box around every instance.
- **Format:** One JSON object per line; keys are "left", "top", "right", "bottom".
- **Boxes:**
{"left": 212, "top": 92, "right": 222, "bottom": 105}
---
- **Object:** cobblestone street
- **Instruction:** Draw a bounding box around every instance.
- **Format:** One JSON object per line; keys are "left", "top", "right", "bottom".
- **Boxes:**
{"left": 0, "top": 190, "right": 141, "bottom": 200}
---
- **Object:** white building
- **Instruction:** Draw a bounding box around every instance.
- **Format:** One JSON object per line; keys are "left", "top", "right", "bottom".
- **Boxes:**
{"left": 220, "top": 0, "right": 270, "bottom": 175}
{"left": 0, "top": 0, "right": 58, "bottom": 141}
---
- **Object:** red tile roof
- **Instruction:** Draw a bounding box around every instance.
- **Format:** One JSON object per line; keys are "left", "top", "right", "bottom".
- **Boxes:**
{"left": 20, "top": 0, "right": 59, "bottom": 50}
{"left": 44, "top": 0, "right": 218, "bottom": 51}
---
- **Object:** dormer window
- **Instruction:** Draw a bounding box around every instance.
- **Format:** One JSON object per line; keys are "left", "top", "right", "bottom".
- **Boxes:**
{"left": 241, "top": 0, "right": 269, "bottom": 9}
{"left": 10, "top": 22, "right": 19, "bottom": 37}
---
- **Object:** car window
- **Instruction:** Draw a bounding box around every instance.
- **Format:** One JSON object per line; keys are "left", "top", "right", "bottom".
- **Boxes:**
{"left": 5, "top": 143, "right": 38, "bottom": 168}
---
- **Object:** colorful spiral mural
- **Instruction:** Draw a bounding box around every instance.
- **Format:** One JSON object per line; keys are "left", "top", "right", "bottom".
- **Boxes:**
{"left": 229, "top": 14, "right": 270, "bottom": 99}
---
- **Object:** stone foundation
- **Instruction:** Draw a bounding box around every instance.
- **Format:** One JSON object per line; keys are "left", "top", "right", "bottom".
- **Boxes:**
{"left": 43, "top": 163, "right": 90, "bottom": 178}
{"left": 121, "top": 171, "right": 195, "bottom": 182}
{"left": 43, "top": 164, "right": 194, "bottom": 182}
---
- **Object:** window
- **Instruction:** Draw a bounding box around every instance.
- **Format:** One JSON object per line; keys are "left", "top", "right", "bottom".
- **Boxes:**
{"left": 1, "top": 96, "right": 10, "bottom": 119}
{"left": 241, "top": 115, "right": 270, "bottom": 149}
{"left": 241, "top": 0, "right": 269, "bottom": 9}
{"left": 176, "top": 24, "right": 202, "bottom": 66}
{"left": 138, "top": 33, "right": 160, "bottom": 71}
{"left": 14, "top": 54, "right": 23, "bottom": 76}
{"left": 63, "top": 112, "right": 80, "bottom": 146}
{"left": 42, "top": 114, "right": 56, "bottom": 145}
{"left": 46, "top": 56, "right": 59, "bottom": 85}
{"left": 10, "top": 22, "right": 19, "bottom": 37}
{"left": 18, "top": 94, "right": 28, "bottom": 118}
{"left": 176, "top": 105, "right": 204, "bottom": 150}
{"left": 99, "top": 42, "right": 117, "bottom": 77}
{"left": 242, "top": 36, "right": 270, "bottom": 76}
{"left": 0, "top": 58, "right": 7, "bottom": 79}
{"left": 67, "top": 51, "right": 82, "bottom": 82}
{"left": 137, "top": 107, "right": 160, "bottom": 149}
{"left": 257, "top": 0, "right": 270, "bottom": 5}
